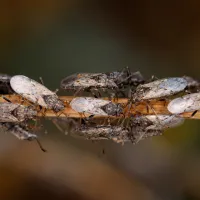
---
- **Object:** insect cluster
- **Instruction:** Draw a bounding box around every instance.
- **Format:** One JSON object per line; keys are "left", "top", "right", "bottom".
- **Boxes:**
{"left": 1, "top": 68, "right": 200, "bottom": 151}
{"left": 59, "top": 68, "right": 200, "bottom": 144}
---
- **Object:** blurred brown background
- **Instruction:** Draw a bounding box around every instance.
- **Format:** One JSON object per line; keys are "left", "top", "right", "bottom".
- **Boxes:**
{"left": 1, "top": 0, "right": 200, "bottom": 199}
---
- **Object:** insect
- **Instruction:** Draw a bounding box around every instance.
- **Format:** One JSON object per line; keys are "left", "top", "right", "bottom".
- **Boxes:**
{"left": 0, "top": 102, "right": 37, "bottom": 122}
{"left": 0, "top": 74, "right": 14, "bottom": 94}
{"left": 60, "top": 68, "right": 144, "bottom": 97}
{"left": 167, "top": 93, "right": 200, "bottom": 115}
{"left": 10, "top": 75, "right": 65, "bottom": 112}
{"left": 130, "top": 115, "right": 185, "bottom": 144}
{"left": 131, "top": 77, "right": 188, "bottom": 102}
{"left": 0, "top": 122, "right": 46, "bottom": 152}
{"left": 75, "top": 125, "right": 130, "bottom": 143}
{"left": 70, "top": 97, "right": 123, "bottom": 116}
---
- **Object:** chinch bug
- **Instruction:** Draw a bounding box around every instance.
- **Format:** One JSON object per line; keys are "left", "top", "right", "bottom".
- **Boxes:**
{"left": 130, "top": 115, "right": 185, "bottom": 144}
{"left": 60, "top": 67, "right": 144, "bottom": 97}
{"left": 75, "top": 125, "right": 130, "bottom": 143}
{"left": 131, "top": 77, "right": 188, "bottom": 102}
{"left": 10, "top": 75, "right": 65, "bottom": 112}
{"left": 70, "top": 97, "right": 123, "bottom": 116}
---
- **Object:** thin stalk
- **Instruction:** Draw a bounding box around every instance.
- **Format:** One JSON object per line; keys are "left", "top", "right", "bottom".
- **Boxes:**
{"left": 0, "top": 95, "right": 199, "bottom": 119}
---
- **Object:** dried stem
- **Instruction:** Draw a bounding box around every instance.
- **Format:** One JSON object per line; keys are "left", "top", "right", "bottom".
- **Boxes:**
{"left": 0, "top": 95, "right": 199, "bottom": 119}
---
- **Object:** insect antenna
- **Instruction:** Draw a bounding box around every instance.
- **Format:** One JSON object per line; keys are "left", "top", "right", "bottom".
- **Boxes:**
{"left": 35, "top": 138, "right": 47, "bottom": 152}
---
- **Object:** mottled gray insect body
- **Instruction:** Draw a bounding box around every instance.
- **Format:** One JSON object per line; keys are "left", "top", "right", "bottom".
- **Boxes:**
{"left": 0, "top": 74, "right": 14, "bottom": 94}
{"left": 130, "top": 115, "right": 184, "bottom": 144}
{"left": 61, "top": 73, "right": 118, "bottom": 91}
{"left": 144, "top": 115, "right": 185, "bottom": 130}
{"left": 0, "top": 123, "right": 37, "bottom": 141}
{"left": 10, "top": 75, "right": 64, "bottom": 112}
{"left": 75, "top": 125, "right": 130, "bottom": 142}
{"left": 132, "top": 77, "right": 188, "bottom": 101}
{"left": 0, "top": 102, "right": 37, "bottom": 122}
{"left": 108, "top": 70, "right": 145, "bottom": 86}
{"left": 70, "top": 97, "right": 123, "bottom": 116}
{"left": 167, "top": 93, "right": 200, "bottom": 114}
{"left": 60, "top": 69, "right": 144, "bottom": 94}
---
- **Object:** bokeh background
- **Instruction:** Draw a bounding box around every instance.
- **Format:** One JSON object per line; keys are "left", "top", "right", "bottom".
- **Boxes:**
{"left": 1, "top": 1, "right": 200, "bottom": 199}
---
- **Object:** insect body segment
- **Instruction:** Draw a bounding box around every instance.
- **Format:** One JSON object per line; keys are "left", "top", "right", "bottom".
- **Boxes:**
{"left": 10, "top": 75, "right": 64, "bottom": 112}
{"left": 70, "top": 97, "right": 123, "bottom": 116}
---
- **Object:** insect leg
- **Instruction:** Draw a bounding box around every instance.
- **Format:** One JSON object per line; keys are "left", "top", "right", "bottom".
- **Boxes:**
{"left": 35, "top": 138, "right": 47, "bottom": 152}
{"left": 52, "top": 119, "right": 65, "bottom": 133}
{"left": 2, "top": 95, "right": 12, "bottom": 102}
{"left": 191, "top": 110, "right": 198, "bottom": 117}
{"left": 144, "top": 101, "right": 164, "bottom": 127}
{"left": 73, "top": 88, "right": 83, "bottom": 97}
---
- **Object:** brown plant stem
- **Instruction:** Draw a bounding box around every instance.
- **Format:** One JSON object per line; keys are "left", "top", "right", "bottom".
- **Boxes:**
{"left": 0, "top": 95, "right": 199, "bottom": 119}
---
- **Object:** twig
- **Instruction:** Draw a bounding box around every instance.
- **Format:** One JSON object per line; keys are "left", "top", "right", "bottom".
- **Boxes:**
{"left": 0, "top": 95, "right": 199, "bottom": 119}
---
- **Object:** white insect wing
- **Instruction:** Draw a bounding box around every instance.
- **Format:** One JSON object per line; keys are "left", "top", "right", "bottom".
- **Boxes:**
{"left": 10, "top": 75, "right": 55, "bottom": 108}
{"left": 142, "top": 78, "right": 187, "bottom": 99}
{"left": 167, "top": 93, "right": 200, "bottom": 114}
{"left": 70, "top": 97, "right": 110, "bottom": 115}
{"left": 145, "top": 115, "right": 184, "bottom": 130}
